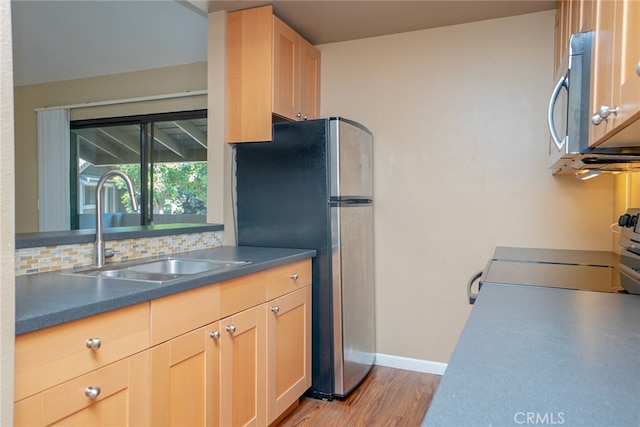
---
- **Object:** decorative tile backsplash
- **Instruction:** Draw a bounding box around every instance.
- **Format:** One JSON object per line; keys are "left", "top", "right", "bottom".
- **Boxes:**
{"left": 15, "top": 231, "right": 224, "bottom": 276}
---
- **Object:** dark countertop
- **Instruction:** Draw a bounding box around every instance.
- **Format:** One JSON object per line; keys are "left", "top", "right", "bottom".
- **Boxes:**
{"left": 423, "top": 284, "right": 640, "bottom": 427}
{"left": 16, "top": 223, "right": 224, "bottom": 249}
{"left": 16, "top": 246, "right": 315, "bottom": 335}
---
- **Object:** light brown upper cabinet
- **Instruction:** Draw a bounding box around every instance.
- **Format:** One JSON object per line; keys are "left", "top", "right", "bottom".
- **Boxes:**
{"left": 226, "top": 5, "right": 321, "bottom": 143}
{"left": 589, "top": 0, "right": 640, "bottom": 147}
{"left": 554, "top": 0, "right": 596, "bottom": 74}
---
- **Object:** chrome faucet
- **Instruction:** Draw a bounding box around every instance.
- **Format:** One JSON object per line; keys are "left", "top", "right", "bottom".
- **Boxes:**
{"left": 95, "top": 170, "right": 139, "bottom": 268}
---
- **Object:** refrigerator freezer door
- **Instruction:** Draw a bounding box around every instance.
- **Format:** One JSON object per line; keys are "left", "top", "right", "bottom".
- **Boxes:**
{"left": 331, "top": 202, "right": 376, "bottom": 397}
{"left": 329, "top": 119, "right": 373, "bottom": 200}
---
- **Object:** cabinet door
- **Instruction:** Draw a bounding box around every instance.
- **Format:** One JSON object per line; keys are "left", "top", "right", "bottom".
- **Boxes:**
{"left": 226, "top": 5, "right": 274, "bottom": 143}
{"left": 273, "top": 16, "right": 299, "bottom": 120}
{"left": 616, "top": 0, "right": 640, "bottom": 130}
{"left": 150, "top": 324, "right": 220, "bottom": 426}
{"left": 14, "top": 351, "right": 149, "bottom": 426}
{"left": 220, "top": 305, "right": 267, "bottom": 427}
{"left": 589, "top": 0, "right": 618, "bottom": 146}
{"left": 590, "top": 0, "right": 640, "bottom": 147}
{"left": 554, "top": 0, "right": 569, "bottom": 73}
{"left": 579, "top": 0, "right": 597, "bottom": 31}
{"left": 266, "top": 286, "right": 312, "bottom": 424}
{"left": 299, "top": 38, "right": 321, "bottom": 121}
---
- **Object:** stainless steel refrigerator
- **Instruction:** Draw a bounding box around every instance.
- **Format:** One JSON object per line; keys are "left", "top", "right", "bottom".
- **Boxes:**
{"left": 235, "top": 117, "right": 375, "bottom": 399}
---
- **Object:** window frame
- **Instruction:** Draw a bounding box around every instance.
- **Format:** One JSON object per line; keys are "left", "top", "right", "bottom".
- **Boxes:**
{"left": 69, "top": 109, "right": 208, "bottom": 229}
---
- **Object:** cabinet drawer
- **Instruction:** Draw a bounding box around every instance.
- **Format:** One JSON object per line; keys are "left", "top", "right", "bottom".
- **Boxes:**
{"left": 266, "top": 259, "right": 312, "bottom": 300}
{"left": 219, "top": 271, "right": 267, "bottom": 318}
{"left": 15, "top": 303, "right": 150, "bottom": 401}
{"left": 150, "top": 283, "right": 219, "bottom": 346}
{"left": 14, "top": 350, "right": 149, "bottom": 426}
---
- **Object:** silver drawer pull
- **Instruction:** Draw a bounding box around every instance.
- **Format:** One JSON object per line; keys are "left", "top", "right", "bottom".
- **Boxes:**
{"left": 209, "top": 331, "right": 220, "bottom": 339}
{"left": 271, "top": 306, "right": 280, "bottom": 313}
{"left": 290, "top": 273, "right": 299, "bottom": 280}
{"left": 85, "top": 338, "right": 101, "bottom": 351}
{"left": 85, "top": 386, "right": 101, "bottom": 399}
{"left": 592, "top": 105, "right": 620, "bottom": 125}
{"left": 226, "top": 325, "right": 236, "bottom": 334}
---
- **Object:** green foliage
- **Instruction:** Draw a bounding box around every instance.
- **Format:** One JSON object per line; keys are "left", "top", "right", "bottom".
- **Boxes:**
{"left": 114, "top": 162, "right": 207, "bottom": 215}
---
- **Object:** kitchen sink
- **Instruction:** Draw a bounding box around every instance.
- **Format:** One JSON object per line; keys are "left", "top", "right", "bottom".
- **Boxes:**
{"left": 126, "top": 258, "right": 249, "bottom": 275}
{"left": 66, "top": 258, "right": 250, "bottom": 283}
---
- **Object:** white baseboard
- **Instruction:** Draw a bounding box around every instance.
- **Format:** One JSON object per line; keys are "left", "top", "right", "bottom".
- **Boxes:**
{"left": 375, "top": 353, "right": 447, "bottom": 375}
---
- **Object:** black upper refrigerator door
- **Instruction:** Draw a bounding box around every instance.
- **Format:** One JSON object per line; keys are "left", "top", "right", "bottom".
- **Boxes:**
{"left": 235, "top": 119, "right": 329, "bottom": 249}
{"left": 329, "top": 118, "right": 373, "bottom": 201}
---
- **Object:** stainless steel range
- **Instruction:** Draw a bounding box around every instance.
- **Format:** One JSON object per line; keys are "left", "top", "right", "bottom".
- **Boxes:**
{"left": 468, "top": 216, "right": 640, "bottom": 303}
{"left": 615, "top": 208, "right": 640, "bottom": 295}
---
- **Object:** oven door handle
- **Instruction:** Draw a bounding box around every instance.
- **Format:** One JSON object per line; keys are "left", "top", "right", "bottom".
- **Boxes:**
{"left": 467, "top": 270, "right": 483, "bottom": 305}
{"left": 548, "top": 73, "right": 569, "bottom": 151}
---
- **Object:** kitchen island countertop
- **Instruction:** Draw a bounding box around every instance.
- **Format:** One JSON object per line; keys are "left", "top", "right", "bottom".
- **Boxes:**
{"left": 16, "top": 246, "right": 315, "bottom": 335}
{"left": 423, "top": 284, "right": 640, "bottom": 426}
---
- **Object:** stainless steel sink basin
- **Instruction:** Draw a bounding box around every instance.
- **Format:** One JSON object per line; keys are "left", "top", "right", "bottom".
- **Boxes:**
{"left": 67, "top": 257, "right": 250, "bottom": 283}
{"left": 127, "top": 258, "right": 249, "bottom": 275}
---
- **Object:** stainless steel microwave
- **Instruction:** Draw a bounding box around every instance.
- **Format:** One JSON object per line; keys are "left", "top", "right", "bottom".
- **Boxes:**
{"left": 548, "top": 31, "right": 640, "bottom": 175}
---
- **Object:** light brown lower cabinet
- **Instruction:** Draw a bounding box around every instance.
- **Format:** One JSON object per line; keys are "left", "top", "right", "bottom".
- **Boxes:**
{"left": 14, "top": 259, "right": 312, "bottom": 427}
{"left": 149, "top": 288, "right": 311, "bottom": 427}
{"left": 220, "top": 304, "right": 267, "bottom": 427}
{"left": 267, "top": 286, "right": 312, "bottom": 424}
{"left": 150, "top": 323, "right": 220, "bottom": 426}
{"left": 14, "top": 350, "right": 149, "bottom": 426}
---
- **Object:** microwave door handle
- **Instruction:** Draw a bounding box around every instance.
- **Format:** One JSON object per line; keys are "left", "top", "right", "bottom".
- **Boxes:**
{"left": 548, "top": 73, "right": 569, "bottom": 151}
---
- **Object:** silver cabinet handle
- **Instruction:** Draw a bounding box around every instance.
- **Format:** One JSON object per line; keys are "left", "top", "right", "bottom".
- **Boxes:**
{"left": 85, "top": 338, "right": 101, "bottom": 350}
{"left": 598, "top": 105, "right": 620, "bottom": 119}
{"left": 591, "top": 113, "right": 604, "bottom": 125}
{"left": 226, "top": 325, "right": 236, "bottom": 334}
{"left": 271, "top": 306, "right": 280, "bottom": 313}
{"left": 637, "top": 61, "right": 640, "bottom": 76}
{"left": 592, "top": 105, "right": 620, "bottom": 125}
{"left": 290, "top": 273, "right": 299, "bottom": 280}
{"left": 84, "top": 386, "right": 101, "bottom": 399}
{"left": 296, "top": 112, "right": 302, "bottom": 118}
{"left": 209, "top": 331, "right": 220, "bottom": 339}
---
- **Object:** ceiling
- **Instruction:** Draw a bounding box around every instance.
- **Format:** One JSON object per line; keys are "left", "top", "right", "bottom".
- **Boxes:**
{"left": 11, "top": 0, "right": 556, "bottom": 86}
{"left": 187, "top": 1, "right": 557, "bottom": 44}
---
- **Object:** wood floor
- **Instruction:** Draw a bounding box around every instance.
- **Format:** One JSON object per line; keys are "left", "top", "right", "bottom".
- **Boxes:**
{"left": 276, "top": 366, "right": 442, "bottom": 427}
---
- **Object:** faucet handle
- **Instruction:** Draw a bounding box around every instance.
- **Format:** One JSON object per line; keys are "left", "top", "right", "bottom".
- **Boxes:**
{"left": 104, "top": 248, "right": 122, "bottom": 259}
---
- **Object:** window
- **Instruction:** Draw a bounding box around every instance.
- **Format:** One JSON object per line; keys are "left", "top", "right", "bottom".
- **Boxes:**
{"left": 70, "top": 110, "right": 207, "bottom": 229}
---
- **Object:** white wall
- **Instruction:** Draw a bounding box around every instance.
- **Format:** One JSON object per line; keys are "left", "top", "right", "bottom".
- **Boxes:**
{"left": 0, "top": 0, "right": 15, "bottom": 421}
{"left": 319, "top": 10, "right": 615, "bottom": 363}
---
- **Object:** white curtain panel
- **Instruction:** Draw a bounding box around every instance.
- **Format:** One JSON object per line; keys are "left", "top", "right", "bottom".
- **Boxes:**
{"left": 37, "top": 109, "right": 70, "bottom": 231}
